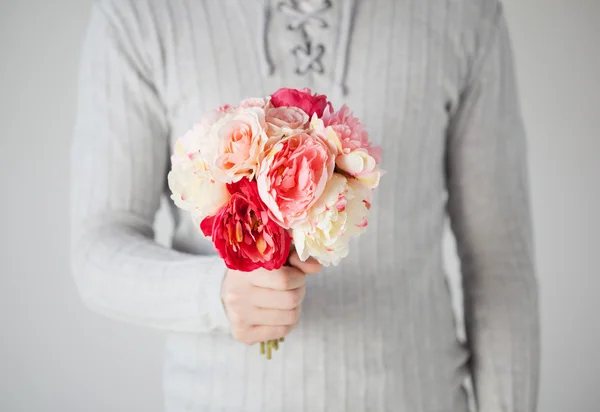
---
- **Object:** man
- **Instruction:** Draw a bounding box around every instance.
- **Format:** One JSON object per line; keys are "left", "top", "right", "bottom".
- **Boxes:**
{"left": 71, "top": 0, "right": 539, "bottom": 410}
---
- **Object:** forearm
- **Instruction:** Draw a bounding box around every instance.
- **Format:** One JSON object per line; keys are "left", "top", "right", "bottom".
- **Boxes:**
{"left": 462, "top": 260, "right": 540, "bottom": 411}
{"left": 71, "top": 211, "right": 230, "bottom": 333}
{"left": 451, "top": 180, "right": 540, "bottom": 412}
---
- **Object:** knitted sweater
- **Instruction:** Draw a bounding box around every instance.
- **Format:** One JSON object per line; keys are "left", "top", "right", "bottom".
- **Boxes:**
{"left": 70, "top": 0, "right": 539, "bottom": 411}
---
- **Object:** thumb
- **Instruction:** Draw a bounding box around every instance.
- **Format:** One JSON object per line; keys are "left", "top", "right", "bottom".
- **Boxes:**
{"left": 288, "top": 249, "right": 322, "bottom": 275}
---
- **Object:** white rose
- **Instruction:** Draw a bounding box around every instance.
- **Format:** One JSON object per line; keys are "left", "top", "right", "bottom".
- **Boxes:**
{"left": 292, "top": 173, "right": 369, "bottom": 266}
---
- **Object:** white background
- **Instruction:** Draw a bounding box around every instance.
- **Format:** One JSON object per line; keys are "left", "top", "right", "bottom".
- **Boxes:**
{"left": 1, "top": 0, "right": 599, "bottom": 411}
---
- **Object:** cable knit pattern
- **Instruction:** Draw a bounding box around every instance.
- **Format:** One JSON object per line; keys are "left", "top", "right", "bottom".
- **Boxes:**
{"left": 70, "top": 0, "right": 539, "bottom": 411}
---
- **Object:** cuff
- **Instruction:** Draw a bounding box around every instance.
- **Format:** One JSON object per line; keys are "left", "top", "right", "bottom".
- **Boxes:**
{"left": 202, "top": 257, "right": 231, "bottom": 333}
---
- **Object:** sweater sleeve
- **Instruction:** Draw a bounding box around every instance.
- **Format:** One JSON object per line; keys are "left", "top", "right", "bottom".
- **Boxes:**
{"left": 446, "top": 4, "right": 540, "bottom": 412}
{"left": 69, "top": 1, "right": 230, "bottom": 334}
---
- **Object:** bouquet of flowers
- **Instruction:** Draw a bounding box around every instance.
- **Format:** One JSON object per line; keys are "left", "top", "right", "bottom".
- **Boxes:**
{"left": 168, "top": 88, "right": 382, "bottom": 358}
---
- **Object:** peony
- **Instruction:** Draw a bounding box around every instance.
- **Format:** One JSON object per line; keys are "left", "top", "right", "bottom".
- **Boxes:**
{"left": 239, "top": 97, "right": 269, "bottom": 109}
{"left": 194, "top": 106, "right": 270, "bottom": 183}
{"left": 313, "top": 109, "right": 382, "bottom": 190}
{"left": 292, "top": 174, "right": 370, "bottom": 266}
{"left": 200, "top": 179, "right": 291, "bottom": 272}
{"left": 270, "top": 87, "right": 332, "bottom": 118}
{"left": 322, "top": 104, "right": 383, "bottom": 164}
{"left": 336, "top": 149, "right": 382, "bottom": 189}
{"left": 219, "top": 97, "right": 269, "bottom": 112}
{"left": 257, "top": 132, "right": 335, "bottom": 229}
{"left": 265, "top": 106, "right": 310, "bottom": 139}
{"left": 168, "top": 128, "right": 230, "bottom": 222}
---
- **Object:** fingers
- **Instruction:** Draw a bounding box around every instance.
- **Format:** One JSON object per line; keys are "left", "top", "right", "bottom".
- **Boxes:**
{"left": 288, "top": 250, "right": 323, "bottom": 275}
{"left": 223, "top": 264, "right": 311, "bottom": 345}
{"left": 245, "top": 307, "right": 300, "bottom": 326}
{"left": 232, "top": 325, "right": 293, "bottom": 345}
{"left": 250, "top": 266, "right": 306, "bottom": 290}
{"left": 250, "top": 286, "right": 306, "bottom": 310}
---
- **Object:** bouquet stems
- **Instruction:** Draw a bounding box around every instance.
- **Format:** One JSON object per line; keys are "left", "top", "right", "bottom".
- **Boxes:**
{"left": 260, "top": 338, "right": 285, "bottom": 360}
{"left": 259, "top": 248, "right": 292, "bottom": 359}
{"left": 259, "top": 246, "right": 292, "bottom": 359}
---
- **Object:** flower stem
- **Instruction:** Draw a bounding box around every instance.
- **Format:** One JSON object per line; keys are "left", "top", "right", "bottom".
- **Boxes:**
{"left": 266, "top": 340, "right": 272, "bottom": 360}
{"left": 260, "top": 342, "right": 265, "bottom": 355}
{"left": 273, "top": 339, "right": 279, "bottom": 351}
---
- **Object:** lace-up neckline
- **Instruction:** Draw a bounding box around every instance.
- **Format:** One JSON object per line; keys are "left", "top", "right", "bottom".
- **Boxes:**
{"left": 278, "top": 0, "right": 332, "bottom": 75}
{"left": 263, "top": 0, "right": 357, "bottom": 96}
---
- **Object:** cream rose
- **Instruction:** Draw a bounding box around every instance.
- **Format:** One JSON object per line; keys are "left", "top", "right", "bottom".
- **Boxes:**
{"left": 292, "top": 173, "right": 370, "bottom": 266}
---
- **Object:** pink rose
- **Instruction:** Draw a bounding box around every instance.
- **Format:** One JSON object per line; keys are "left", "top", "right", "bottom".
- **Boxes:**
{"left": 196, "top": 107, "right": 269, "bottom": 183}
{"left": 257, "top": 132, "right": 335, "bottom": 229}
{"left": 270, "top": 88, "right": 332, "bottom": 118}
{"left": 265, "top": 106, "right": 310, "bottom": 138}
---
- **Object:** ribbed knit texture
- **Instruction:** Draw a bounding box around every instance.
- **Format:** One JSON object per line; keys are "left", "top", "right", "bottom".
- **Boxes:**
{"left": 70, "top": 1, "right": 540, "bottom": 411}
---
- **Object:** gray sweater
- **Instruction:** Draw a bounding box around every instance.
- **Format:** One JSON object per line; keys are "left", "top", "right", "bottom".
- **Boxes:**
{"left": 70, "top": 0, "right": 539, "bottom": 411}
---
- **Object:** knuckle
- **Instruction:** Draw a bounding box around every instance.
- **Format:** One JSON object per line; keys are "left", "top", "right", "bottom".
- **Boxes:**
{"left": 268, "top": 326, "right": 286, "bottom": 340}
{"left": 307, "top": 265, "right": 321, "bottom": 275}
{"left": 288, "top": 255, "right": 300, "bottom": 268}
{"left": 288, "top": 308, "right": 300, "bottom": 324}
{"left": 231, "top": 327, "right": 246, "bottom": 342}
{"left": 294, "top": 290, "right": 304, "bottom": 306}
{"left": 223, "top": 291, "right": 241, "bottom": 306}
{"left": 227, "top": 310, "right": 244, "bottom": 326}
{"left": 284, "top": 291, "right": 300, "bottom": 309}
{"left": 232, "top": 326, "right": 256, "bottom": 345}
{"left": 277, "top": 273, "right": 291, "bottom": 290}
{"left": 241, "top": 337, "right": 255, "bottom": 346}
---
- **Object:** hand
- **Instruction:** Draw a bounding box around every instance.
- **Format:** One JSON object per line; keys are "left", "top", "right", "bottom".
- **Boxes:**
{"left": 221, "top": 250, "right": 322, "bottom": 345}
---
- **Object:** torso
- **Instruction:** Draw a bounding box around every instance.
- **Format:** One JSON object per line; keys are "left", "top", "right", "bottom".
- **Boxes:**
{"left": 149, "top": 0, "right": 472, "bottom": 410}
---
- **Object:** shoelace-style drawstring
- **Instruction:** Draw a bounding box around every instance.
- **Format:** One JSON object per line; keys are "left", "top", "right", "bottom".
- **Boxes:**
{"left": 278, "top": 0, "right": 332, "bottom": 76}
{"left": 278, "top": 0, "right": 331, "bottom": 30}
{"left": 262, "top": 0, "right": 356, "bottom": 96}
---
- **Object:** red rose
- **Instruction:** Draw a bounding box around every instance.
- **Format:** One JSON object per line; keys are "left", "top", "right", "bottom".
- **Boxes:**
{"left": 200, "top": 178, "right": 291, "bottom": 272}
{"left": 270, "top": 87, "right": 332, "bottom": 118}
